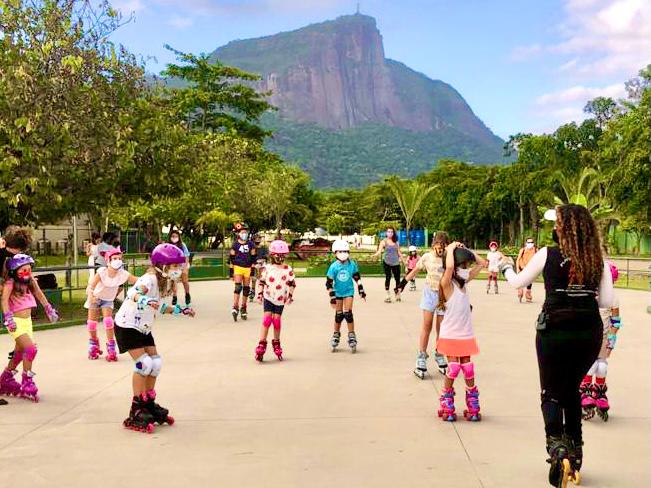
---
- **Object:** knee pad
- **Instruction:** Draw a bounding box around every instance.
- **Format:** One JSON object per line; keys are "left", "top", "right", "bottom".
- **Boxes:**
{"left": 134, "top": 354, "right": 153, "bottom": 376}
{"left": 460, "top": 361, "right": 475, "bottom": 380}
{"left": 272, "top": 316, "right": 281, "bottom": 331}
{"left": 234, "top": 283, "right": 243, "bottom": 295}
{"left": 10, "top": 349, "right": 23, "bottom": 365}
{"left": 335, "top": 311, "right": 345, "bottom": 324}
{"left": 103, "top": 317, "right": 114, "bottom": 330}
{"left": 595, "top": 359, "right": 608, "bottom": 378}
{"left": 24, "top": 344, "right": 38, "bottom": 362}
{"left": 263, "top": 315, "right": 273, "bottom": 328}
{"left": 343, "top": 311, "right": 354, "bottom": 323}
{"left": 150, "top": 355, "right": 162, "bottom": 377}
{"left": 446, "top": 361, "right": 461, "bottom": 379}
{"left": 243, "top": 286, "right": 251, "bottom": 297}
{"left": 87, "top": 320, "right": 98, "bottom": 332}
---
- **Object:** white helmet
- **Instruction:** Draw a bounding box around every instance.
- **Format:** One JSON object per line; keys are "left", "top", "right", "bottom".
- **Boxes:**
{"left": 332, "top": 239, "right": 350, "bottom": 253}
{"left": 408, "top": 245, "right": 417, "bottom": 252}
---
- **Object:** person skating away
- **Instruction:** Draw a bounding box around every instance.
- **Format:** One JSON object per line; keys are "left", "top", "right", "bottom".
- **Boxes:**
{"left": 84, "top": 247, "right": 137, "bottom": 361}
{"left": 326, "top": 240, "right": 366, "bottom": 353}
{"left": 580, "top": 261, "right": 622, "bottom": 422}
{"left": 254, "top": 240, "right": 296, "bottom": 362}
{"left": 249, "top": 234, "right": 268, "bottom": 303}
{"left": 405, "top": 246, "right": 419, "bottom": 291}
{"left": 372, "top": 226, "right": 403, "bottom": 303}
{"left": 436, "top": 243, "right": 486, "bottom": 422}
{"left": 516, "top": 237, "right": 537, "bottom": 302}
{"left": 229, "top": 223, "right": 256, "bottom": 321}
{"left": 85, "top": 232, "right": 101, "bottom": 279}
{"left": 499, "top": 205, "right": 614, "bottom": 487}
{"left": 168, "top": 230, "right": 192, "bottom": 307}
{"left": 114, "top": 244, "right": 195, "bottom": 433}
{"left": 486, "top": 241, "right": 503, "bottom": 294}
{"left": 397, "top": 232, "right": 450, "bottom": 378}
{"left": 0, "top": 254, "right": 59, "bottom": 402}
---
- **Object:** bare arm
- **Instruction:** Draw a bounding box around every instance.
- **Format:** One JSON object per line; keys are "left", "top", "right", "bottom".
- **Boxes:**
{"left": 371, "top": 239, "right": 386, "bottom": 258}
{"left": 1, "top": 281, "right": 12, "bottom": 314}
{"left": 467, "top": 250, "right": 487, "bottom": 282}
{"left": 31, "top": 279, "right": 50, "bottom": 307}
{"left": 440, "top": 243, "right": 457, "bottom": 298}
{"left": 86, "top": 273, "right": 101, "bottom": 296}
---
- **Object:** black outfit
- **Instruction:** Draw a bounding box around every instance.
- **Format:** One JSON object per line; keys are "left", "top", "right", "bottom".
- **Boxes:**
{"left": 263, "top": 299, "right": 284, "bottom": 315}
{"left": 0, "top": 248, "right": 14, "bottom": 274}
{"left": 114, "top": 325, "right": 156, "bottom": 353}
{"left": 537, "top": 247, "right": 602, "bottom": 444}
{"left": 383, "top": 263, "right": 401, "bottom": 290}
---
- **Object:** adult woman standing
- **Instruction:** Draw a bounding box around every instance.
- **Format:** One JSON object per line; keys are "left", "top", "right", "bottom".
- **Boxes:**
{"left": 516, "top": 237, "right": 537, "bottom": 302}
{"left": 168, "top": 230, "right": 191, "bottom": 307}
{"left": 499, "top": 204, "right": 613, "bottom": 487}
{"left": 372, "top": 226, "right": 404, "bottom": 303}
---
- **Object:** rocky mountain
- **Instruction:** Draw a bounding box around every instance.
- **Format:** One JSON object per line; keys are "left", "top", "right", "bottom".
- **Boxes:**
{"left": 211, "top": 14, "right": 506, "bottom": 188}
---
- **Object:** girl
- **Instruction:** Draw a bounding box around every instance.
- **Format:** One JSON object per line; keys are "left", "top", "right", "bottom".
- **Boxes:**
{"left": 114, "top": 244, "right": 195, "bottom": 433}
{"left": 499, "top": 205, "right": 613, "bottom": 486}
{"left": 254, "top": 240, "right": 296, "bottom": 361}
{"left": 580, "top": 261, "right": 621, "bottom": 422}
{"left": 1, "top": 254, "right": 59, "bottom": 402}
{"left": 229, "top": 222, "right": 256, "bottom": 321}
{"left": 326, "top": 240, "right": 366, "bottom": 353}
{"left": 516, "top": 237, "right": 537, "bottom": 302}
{"left": 372, "top": 226, "right": 403, "bottom": 303}
{"left": 168, "top": 230, "right": 192, "bottom": 307}
{"left": 436, "top": 243, "right": 486, "bottom": 422}
{"left": 85, "top": 247, "right": 137, "bottom": 361}
{"left": 85, "top": 232, "right": 101, "bottom": 279}
{"left": 406, "top": 246, "right": 419, "bottom": 291}
{"left": 486, "top": 241, "right": 503, "bottom": 294}
{"left": 399, "top": 232, "right": 450, "bottom": 378}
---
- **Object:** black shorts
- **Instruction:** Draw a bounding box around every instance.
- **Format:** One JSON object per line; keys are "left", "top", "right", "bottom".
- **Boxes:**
{"left": 114, "top": 325, "right": 156, "bottom": 354}
{"left": 263, "top": 299, "right": 284, "bottom": 315}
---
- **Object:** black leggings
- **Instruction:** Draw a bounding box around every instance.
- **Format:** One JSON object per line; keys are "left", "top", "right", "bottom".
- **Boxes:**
{"left": 383, "top": 262, "right": 401, "bottom": 290}
{"left": 536, "top": 310, "right": 602, "bottom": 443}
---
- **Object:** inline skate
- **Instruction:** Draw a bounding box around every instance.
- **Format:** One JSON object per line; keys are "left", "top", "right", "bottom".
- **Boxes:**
{"left": 414, "top": 351, "right": 428, "bottom": 379}
{"left": 88, "top": 338, "right": 102, "bottom": 360}
{"left": 330, "top": 331, "right": 341, "bottom": 352}
{"left": 272, "top": 339, "right": 283, "bottom": 361}
{"left": 123, "top": 396, "right": 155, "bottom": 433}
{"left": 144, "top": 390, "right": 174, "bottom": 426}
{"left": 105, "top": 339, "right": 118, "bottom": 362}
{"left": 593, "top": 382, "right": 609, "bottom": 422}
{"left": 348, "top": 331, "right": 357, "bottom": 353}
{"left": 255, "top": 340, "right": 267, "bottom": 362}
{"left": 0, "top": 369, "right": 21, "bottom": 397}
{"left": 19, "top": 371, "right": 39, "bottom": 402}
{"left": 434, "top": 352, "right": 448, "bottom": 375}
{"left": 463, "top": 386, "right": 481, "bottom": 421}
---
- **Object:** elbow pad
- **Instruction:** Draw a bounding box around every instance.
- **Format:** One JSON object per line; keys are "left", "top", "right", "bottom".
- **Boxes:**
{"left": 352, "top": 272, "right": 361, "bottom": 281}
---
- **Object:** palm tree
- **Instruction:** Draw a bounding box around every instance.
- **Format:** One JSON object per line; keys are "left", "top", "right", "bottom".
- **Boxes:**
{"left": 553, "top": 167, "right": 619, "bottom": 223}
{"left": 386, "top": 177, "right": 437, "bottom": 245}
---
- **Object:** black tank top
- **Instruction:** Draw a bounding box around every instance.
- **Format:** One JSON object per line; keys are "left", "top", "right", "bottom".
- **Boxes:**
{"left": 543, "top": 247, "right": 598, "bottom": 311}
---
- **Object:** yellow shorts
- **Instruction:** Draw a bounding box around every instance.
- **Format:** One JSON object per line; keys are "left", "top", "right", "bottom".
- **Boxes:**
{"left": 10, "top": 316, "right": 34, "bottom": 341}
{"left": 232, "top": 265, "right": 252, "bottom": 278}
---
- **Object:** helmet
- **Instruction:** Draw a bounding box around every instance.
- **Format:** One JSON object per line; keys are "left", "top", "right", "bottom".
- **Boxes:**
{"left": 408, "top": 245, "right": 417, "bottom": 252}
{"left": 489, "top": 241, "right": 498, "bottom": 249}
{"left": 151, "top": 243, "right": 185, "bottom": 267}
{"left": 232, "top": 222, "right": 249, "bottom": 233}
{"left": 102, "top": 247, "right": 123, "bottom": 262}
{"left": 332, "top": 239, "right": 350, "bottom": 253}
{"left": 269, "top": 240, "right": 290, "bottom": 255}
{"left": 6, "top": 253, "right": 35, "bottom": 272}
{"left": 442, "top": 247, "right": 476, "bottom": 270}
{"left": 607, "top": 261, "right": 619, "bottom": 282}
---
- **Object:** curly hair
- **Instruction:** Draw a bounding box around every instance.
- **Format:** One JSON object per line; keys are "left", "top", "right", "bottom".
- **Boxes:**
{"left": 556, "top": 204, "right": 603, "bottom": 290}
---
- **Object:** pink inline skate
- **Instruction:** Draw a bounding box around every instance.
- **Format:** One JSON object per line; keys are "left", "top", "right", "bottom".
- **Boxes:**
{"left": 593, "top": 382, "right": 609, "bottom": 421}
{"left": 463, "top": 386, "right": 481, "bottom": 421}
{"left": 255, "top": 340, "right": 267, "bottom": 362}
{"left": 272, "top": 339, "right": 283, "bottom": 361}
{"left": 105, "top": 340, "right": 118, "bottom": 362}
{"left": 88, "top": 338, "right": 102, "bottom": 360}
{"left": 580, "top": 379, "right": 595, "bottom": 420}
{"left": 19, "top": 371, "right": 39, "bottom": 402}
{"left": 437, "top": 387, "right": 456, "bottom": 421}
{"left": 0, "top": 369, "right": 22, "bottom": 397}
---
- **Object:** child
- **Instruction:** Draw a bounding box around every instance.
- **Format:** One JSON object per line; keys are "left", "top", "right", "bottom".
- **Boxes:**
{"left": 249, "top": 234, "right": 267, "bottom": 303}
{"left": 254, "top": 240, "right": 296, "bottom": 361}
{"left": 326, "top": 240, "right": 366, "bottom": 353}
{"left": 229, "top": 222, "right": 256, "bottom": 321}
{"left": 486, "top": 241, "right": 503, "bottom": 294}
{"left": 406, "top": 246, "right": 419, "bottom": 291}
{"left": 398, "top": 232, "right": 450, "bottom": 378}
{"left": 114, "top": 244, "right": 195, "bottom": 433}
{"left": 580, "top": 261, "right": 622, "bottom": 422}
{"left": 1, "top": 254, "right": 59, "bottom": 402}
{"left": 168, "top": 230, "right": 192, "bottom": 307}
{"left": 85, "top": 247, "right": 137, "bottom": 361}
{"left": 436, "top": 242, "right": 486, "bottom": 422}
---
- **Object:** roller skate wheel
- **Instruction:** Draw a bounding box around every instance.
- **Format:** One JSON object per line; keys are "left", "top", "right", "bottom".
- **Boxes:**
{"left": 560, "top": 458, "right": 571, "bottom": 488}
{"left": 569, "top": 470, "right": 581, "bottom": 485}
{"left": 414, "top": 369, "right": 426, "bottom": 380}
{"left": 166, "top": 416, "right": 175, "bottom": 426}
{"left": 598, "top": 410, "right": 609, "bottom": 422}
{"left": 276, "top": 354, "right": 283, "bottom": 361}
{"left": 350, "top": 346, "right": 357, "bottom": 354}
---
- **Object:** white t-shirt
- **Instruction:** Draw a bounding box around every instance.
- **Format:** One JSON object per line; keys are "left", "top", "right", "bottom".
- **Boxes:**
{"left": 92, "top": 267, "right": 130, "bottom": 300}
{"left": 487, "top": 251, "right": 502, "bottom": 272}
{"left": 115, "top": 272, "right": 160, "bottom": 334}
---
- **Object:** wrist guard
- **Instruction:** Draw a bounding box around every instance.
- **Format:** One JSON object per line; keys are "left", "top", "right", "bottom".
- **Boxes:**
{"left": 607, "top": 333, "right": 617, "bottom": 350}
{"left": 610, "top": 316, "right": 622, "bottom": 329}
{"left": 357, "top": 283, "right": 366, "bottom": 299}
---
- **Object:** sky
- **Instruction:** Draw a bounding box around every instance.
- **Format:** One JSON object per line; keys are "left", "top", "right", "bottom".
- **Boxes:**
{"left": 109, "top": 0, "right": 651, "bottom": 139}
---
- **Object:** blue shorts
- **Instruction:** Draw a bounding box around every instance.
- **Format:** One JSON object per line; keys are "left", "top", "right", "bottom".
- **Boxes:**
{"left": 85, "top": 298, "right": 115, "bottom": 310}
{"left": 420, "top": 287, "right": 444, "bottom": 315}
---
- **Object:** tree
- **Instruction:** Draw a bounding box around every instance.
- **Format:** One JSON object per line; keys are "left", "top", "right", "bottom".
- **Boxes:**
{"left": 584, "top": 97, "right": 618, "bottom": 129}
{"left": 386, "top": 177, "right": 436, "bottom": 245}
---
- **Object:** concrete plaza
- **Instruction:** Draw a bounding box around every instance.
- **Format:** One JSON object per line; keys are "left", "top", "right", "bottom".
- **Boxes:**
{"left": 1, "top": 278, "right": 649, "bottom": 487}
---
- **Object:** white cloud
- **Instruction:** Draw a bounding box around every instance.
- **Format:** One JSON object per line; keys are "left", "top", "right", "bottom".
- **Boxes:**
{"left": 110, "top": 0, "right": 145, "bottom": 14}
{"left": 152, "top": 0, "right": 349, "bottom": 15}
{"left": 167, "top": 15, "right": 193, "bottom": 29}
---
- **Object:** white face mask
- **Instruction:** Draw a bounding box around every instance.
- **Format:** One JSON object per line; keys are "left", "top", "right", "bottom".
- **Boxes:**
{"left": 171, "top": 237, "right": 179, "bottom": 244}
{"left": 526, "top": 242, "right": 534, "bottom": 249}
{"left": 489, "top": 247, "right": 497, "bottom": 252}
{"left": 168, "top": 269, "right": 183, "bottom": 281}
{"left": 109, "top": 259, "right": 123, "bottom": 270}
{"left": 456, "top": 268, "right": 470, "bottom": 281}
{"left": 336, "top": 251, "right": 349, "bottom": 261}
{"left": 239, "top": 232, "right": 248, "bottom": 241}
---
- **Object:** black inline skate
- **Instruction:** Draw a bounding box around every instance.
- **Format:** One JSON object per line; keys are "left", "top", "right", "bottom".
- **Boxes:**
{"left": 123, "top": 395, "right": 156, "bottom": 433}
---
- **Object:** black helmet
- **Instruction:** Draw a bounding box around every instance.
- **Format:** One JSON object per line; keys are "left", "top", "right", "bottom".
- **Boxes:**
{"left": 442, "top": 247, "right": 476, "bottom": 270}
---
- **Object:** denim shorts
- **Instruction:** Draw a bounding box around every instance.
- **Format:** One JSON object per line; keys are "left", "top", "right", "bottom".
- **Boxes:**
{"left": 420, "top": 287, "right": 445, "bottom": 315}
{"left": 85, "top": 298, "right": 115, "bottom": 310}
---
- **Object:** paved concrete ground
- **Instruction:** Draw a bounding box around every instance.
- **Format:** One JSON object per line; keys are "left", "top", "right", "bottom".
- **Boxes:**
{"left": 0, "top": 278, "right": 649, "bottom": 488}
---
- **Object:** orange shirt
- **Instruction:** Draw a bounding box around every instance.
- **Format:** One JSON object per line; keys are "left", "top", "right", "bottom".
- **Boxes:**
{"left": 517, "top": 247, "right": 536, "bottom": 271}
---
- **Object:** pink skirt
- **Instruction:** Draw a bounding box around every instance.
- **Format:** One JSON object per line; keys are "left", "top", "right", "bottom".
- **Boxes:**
{"left": 436, "top": 337, "right": 480, "bottom": 358}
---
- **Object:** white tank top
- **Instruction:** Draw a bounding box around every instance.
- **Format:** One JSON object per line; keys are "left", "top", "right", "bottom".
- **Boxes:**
{"left": 439, "top": 282, "right": 474, "bottom": 340}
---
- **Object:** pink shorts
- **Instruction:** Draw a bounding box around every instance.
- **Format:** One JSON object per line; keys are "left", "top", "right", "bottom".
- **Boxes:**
{"left": 436, "top": 337, "right": 480, "bottom": 358}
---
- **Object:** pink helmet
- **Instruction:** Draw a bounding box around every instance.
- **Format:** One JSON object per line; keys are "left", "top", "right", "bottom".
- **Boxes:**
{"left": 489, "top": 241, "right": 498, "bottom": 249}
{"left": 102, "top": 247, "right": 123, "bottom": 262}
{"left": 151, "top": 243, "right": 185, "bottom": 267}
{"left": 269, "top": 239, "right": 290, "bottom": 255}
{"left": 607, "top": 261, "right": 619, "bottom": 282}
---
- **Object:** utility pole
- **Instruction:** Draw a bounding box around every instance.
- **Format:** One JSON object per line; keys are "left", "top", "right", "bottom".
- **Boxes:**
{"left": 356, "top": 2, "right": 360, "bottom": 14}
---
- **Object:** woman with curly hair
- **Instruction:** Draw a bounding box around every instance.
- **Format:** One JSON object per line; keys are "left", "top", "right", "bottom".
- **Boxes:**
{"left": 499, "top": 204, "right": 613, "bottom": 487}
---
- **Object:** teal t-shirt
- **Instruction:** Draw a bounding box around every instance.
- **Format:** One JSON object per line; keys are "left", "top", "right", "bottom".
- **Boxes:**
{"left": 327, "top": 259, "right": 359, "bottom": 298}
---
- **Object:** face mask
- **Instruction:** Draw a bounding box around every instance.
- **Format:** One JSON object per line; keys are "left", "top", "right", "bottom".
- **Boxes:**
{"left": 489, "top": 247, "right": 497, "bottom": 252}
{"left": 271, "top": 255, "right": 285, "bottom": 264}
{"left": 239, "top": 232, "right": 248, "bottom": 241}
{"left": 110, "top": 259, "right": 123, "bottom": 270}
{"left": 171, "top": 237, "right": 179, "bottom": 244}
{"left": 16, "top": 269, "right": 31, "bottom": 284}
{"left": 336, "top": 251, "right": 349, "bottom": 261}
{"left": 552, "top": 229, "right": 559, "bottom": 244}
{"left": 525, "top": 242, "right": 534, "bottom": 249}
{"left": 456, "top": 268, "right": 470, "bottom": 281}
{"left": 168, "top": 269, "right": 183, "bottom": 281}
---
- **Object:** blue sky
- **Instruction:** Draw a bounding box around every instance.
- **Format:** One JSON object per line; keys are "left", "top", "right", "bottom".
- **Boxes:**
{"left": 110, "top": 0, "right": 651, "bottom": 139}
